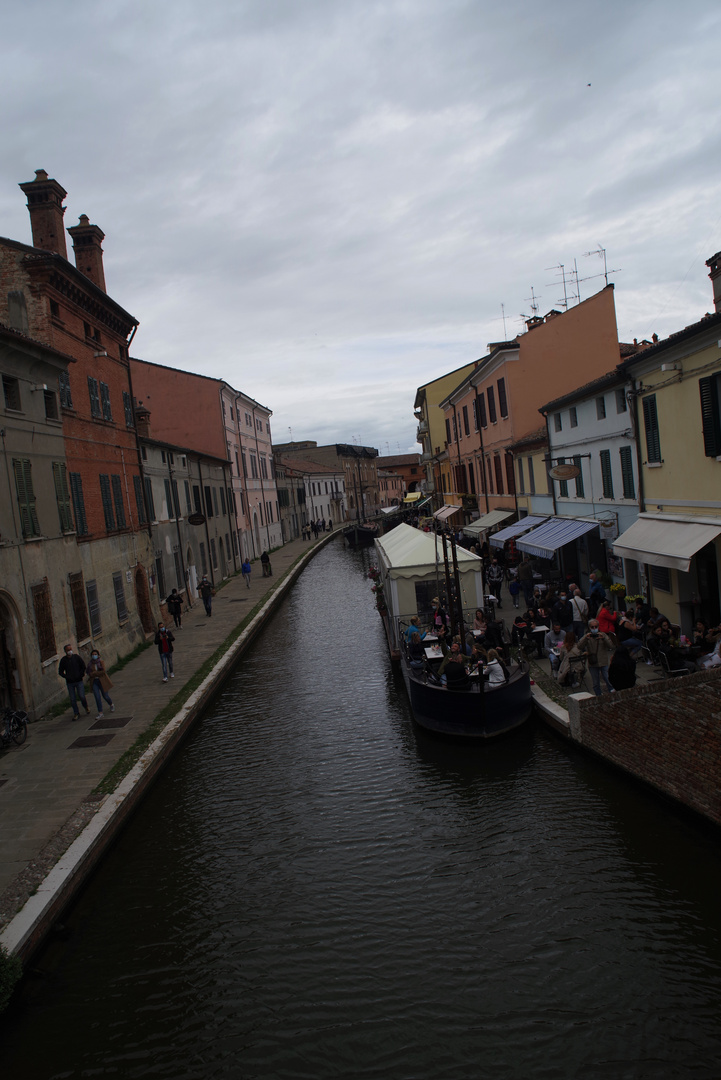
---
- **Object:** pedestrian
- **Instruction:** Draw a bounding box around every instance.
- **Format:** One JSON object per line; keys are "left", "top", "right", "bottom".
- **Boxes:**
{"left": 570, "top": 589, "right": 589, "bottom": 639}
{"left": 86, "top": 648, "right": 114, "bottom": 718}
{"left": 199, "top": 575, "right": 214, "bottom": 616}
{"left": 588, "top": 572, "right": 606, "bottom": 618}
{"left": 487, "top": 557, "right": 505, "bottom": 608}
{"left": 241, "top": 558, "right": 252, "bottom": 588}
{"left": 261, "top": 550, "right": 272, "bottom": 577}
{"left": 328, "top": 519, "right": 333, "bottom": 530}
{"left": 516, "top": 556, "right": 535, "bottom": 608}
{"left": 58, "top": 643, "right": 90, "bottom": 720}
{"left": 577, "top": 619, "right": 615, "bottom": 696}
{"left": 166, "top": 588, "right": 183, "bottom": 628}
{"left": 154, "top": 622, "right": 175, "bottom": 682}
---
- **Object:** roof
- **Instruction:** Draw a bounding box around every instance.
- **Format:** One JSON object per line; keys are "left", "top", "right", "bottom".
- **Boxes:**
{"left": 0, "top": 322, "right": 77, "bottom": 366}
{"left": 618, "top": 309, "right": 721, "bottom": 369}
{"left": 539, "top": 369, "right": 625, "bottom": 414}
{"left": 507, "top": 426, "right": 548, "bottom": 452}
{"left": 130, "top": 355, "right": 272, "bottom": 414}
{"left": 275, "top": 454, "right": 342, "bottom": 476}
{"left": 375, "top": 523, "right": 482, "bottom": 580}
{"left": 375, "top": 454, "right": 421, "bottom": 467}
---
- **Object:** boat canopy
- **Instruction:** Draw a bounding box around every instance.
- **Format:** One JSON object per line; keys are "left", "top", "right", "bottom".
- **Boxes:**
{"left": 375, "top": 523, "right": 483, "bottom": 580}
{"left": 463, "top": 509, "right": 514, "bottom": 536}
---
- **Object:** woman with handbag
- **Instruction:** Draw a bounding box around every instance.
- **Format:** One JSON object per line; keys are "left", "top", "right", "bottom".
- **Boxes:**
{"left": 86, "top": 648, "right": 114, "bottom": 719}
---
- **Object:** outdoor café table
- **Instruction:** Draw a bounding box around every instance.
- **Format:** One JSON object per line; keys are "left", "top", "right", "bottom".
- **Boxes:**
{"left": 424, "top": 644, "right": 444, "bottom": 661}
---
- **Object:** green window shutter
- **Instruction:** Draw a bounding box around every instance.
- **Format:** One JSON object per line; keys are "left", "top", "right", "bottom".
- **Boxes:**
{"left": 58, "top": 370, "right": 73, "bottom": 408}
{"left": 573, "top": 455, "right": 584, "bottom": 498}
{"left": 122, "top": 391, "right": 134, "bottom": 427}
{"left": 699, "top": 376, "right": 721, "bottom": 458}
{"left": 144, "top": 477, "right": 156, "bottom": 520}
{"left": 112, "top": 572, "right": 128, "bottom": 621}
{"left": 69, "top": 472, "right": 88, "bottom": 536}
{"left": 111, "top": 474, "right": 126, "bottom": 528}
{"left": 100, "top": 382, "right": 112, "bottom": 421}
{"left": 133, "top": 474, "right": 147, "bottom": 524}
{"left": 87, "top": 376, "right": 101, "bottom": 417}
{"left": 99, "top": 474, "right": 115, "bottom": 530}
{"left": 600, "top": 449, "right": 614, "bottom": 498}
{"left": 620, "top": 446, "right": 635, "bottom": 499}
{"left": 86, "top": 580, "right": 102, "bottom": 636}
{"left": 13, "top": 458, "right": 40, "bottom": 537}
{"left": 557, "top": 457, "right": 568, "bottom": 498}
{"left": 52, "top": 461, "right": 73, "bottom": 531}
{"left": 642, "top": 395, "right": 661, "bottom": 463}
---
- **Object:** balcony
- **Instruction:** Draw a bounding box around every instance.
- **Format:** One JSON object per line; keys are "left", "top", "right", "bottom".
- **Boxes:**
{"left": 416, "top": 419, "right": 428, "bottom": 435}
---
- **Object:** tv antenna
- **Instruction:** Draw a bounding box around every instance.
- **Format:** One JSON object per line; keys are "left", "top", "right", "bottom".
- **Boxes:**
{"left": 583, "top": 245, "right": 614, "bottom": 286}
{"left": 501, "top": 303, "right": 508, "bottom": 338}
{"left": 545, "top": 263, "right": 573, "bottom": 309}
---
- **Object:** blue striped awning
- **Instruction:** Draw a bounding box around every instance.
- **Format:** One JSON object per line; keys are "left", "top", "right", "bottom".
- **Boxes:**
{"left": 489, "top": 515, "right": 550, "bottom": 548}
{"left": 516, "top": 517, "right": 599, "bottom": 559}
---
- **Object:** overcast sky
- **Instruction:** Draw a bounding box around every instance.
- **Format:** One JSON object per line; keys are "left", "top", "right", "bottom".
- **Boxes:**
{"left": 2, "top": 0, "right": 720, "bottom": 453}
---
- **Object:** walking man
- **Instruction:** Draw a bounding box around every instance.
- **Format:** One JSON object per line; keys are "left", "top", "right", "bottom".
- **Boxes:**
{"left": 166, "top": 588, "right": 183, "bottom": 629}
{"left": 199, "top": 575, "right": 214, "bottom": 617}
{"left": 577, "top": 619, "right": 615, "bottom": 696}
{"left": 58, "top": 643, "right": 90, "bottom": 720}
{"left": 516, "top": 556, "right": 534, "bottom": 608}
{"left": 154, "top": 622, "right": 175, "bottom": 682}
{"left": 241, "top": 558, "right": 252, "bottom": 588}
{"left": 261, "top": 550, "right": 272, "bottom": 577}
{"left": 487, "top": 557, "right": 505, "bottom": 608}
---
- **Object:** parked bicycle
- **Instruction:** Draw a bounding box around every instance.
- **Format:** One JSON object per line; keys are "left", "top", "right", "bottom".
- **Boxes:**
{"left": 1, "top": 707, "right": 28, "bottom": 748}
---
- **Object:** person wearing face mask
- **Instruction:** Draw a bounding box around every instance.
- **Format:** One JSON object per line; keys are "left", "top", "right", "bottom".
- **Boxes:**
{"left": 551, "top": 590, "right": 574, "bottom": 634}
{"left": 577, "top": 619, "right": 615, "bottom": 695}
{"left": 86, "top": 649, "right": 114, "bottom": 719}
{"left": 154, "top": 621, "right": 176, "bottom": 682}
{"left": 58, "top": 643, "right": 90, "bottom": 720}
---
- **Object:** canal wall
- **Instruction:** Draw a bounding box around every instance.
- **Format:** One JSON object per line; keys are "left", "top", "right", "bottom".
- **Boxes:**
{"left": 1, "top": 535, "right": 337, "bottom": 964}
{"left": 564, "top": 667, "right": 721, "bottom": 827}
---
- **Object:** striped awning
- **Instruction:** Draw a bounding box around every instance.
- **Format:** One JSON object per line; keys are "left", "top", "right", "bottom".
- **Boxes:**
{"left": 463, "top": 509, "right": 514, "bottom": 536}
{"left": 489, "top": 515, "right": 550, "bottom": 548}
{"left": 433, "top": 504, "right": 462, "bottom": 522}
{"left": 516, "top": 517, "right": 599, "bottom": 559}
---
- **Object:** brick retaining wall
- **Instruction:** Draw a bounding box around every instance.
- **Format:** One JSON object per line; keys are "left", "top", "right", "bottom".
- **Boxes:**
{"left": 568, "top": 667, "right": 721, "bottom": 826}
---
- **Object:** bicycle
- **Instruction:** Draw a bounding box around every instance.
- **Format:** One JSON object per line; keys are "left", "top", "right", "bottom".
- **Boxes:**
{"left": 1, "top": 706, "right": 28, "bottom": 748}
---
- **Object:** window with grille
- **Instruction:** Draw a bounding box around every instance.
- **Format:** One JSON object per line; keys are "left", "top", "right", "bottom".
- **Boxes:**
{"left": 642, "top": 395, "right": 661, "bottom": 463}
{"left": 620, "top": 446, "right": 635, "bottom": 499}
{"left": 123, "top": 391, "right": 134, "bottom": 427}
{"left": 600, "top": 449, "right": 614, "bottom": 498}
{"left": 58, "top": 370, "right": 73, "bottom": 408}
{"left": 487, "top": 387, "right": 497, "bottom": 424}
{"left": 52, "top": 461, "right": 73, "bottom": 531}
{"left": 69, "top": 472, "right": 88, "bottom": 535}
{"left": 31, "top": 579, "right": 56, "bottom": 661}
{"left": 596, "top": 396, "right": 606, "bottom": 420}
{"left": 100, "top": 382, "right": 112, "bottom": 421}
{"left": 133, "top": 475, "right": 147, "bottom": 524}
{"left": 99, "top": 474, "right": 116, "bottom": 530}
{"left": 573, "top": 456, "right": 584, "bottom": 498}
{"left": 68, "top": 572, "right": 90, "bottom": 642}
{"left": 497, "top": 378, "right": 508, "bottom": 418}
{"left": 493, "top": 454, "right": 504, "bottom": 494}
{"left": 699, "top": 374, "right": 721, "bottom": 458}
{"left": 87, "top": 376, "right": 101, "bottom": 418}
{"left": 12, "top": 458, "right": 40, "bottom": 537}
{"left": 111, "top": 474, "right": 126, "bottom": 528}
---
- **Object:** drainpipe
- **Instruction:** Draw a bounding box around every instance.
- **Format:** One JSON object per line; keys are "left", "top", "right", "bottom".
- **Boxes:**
{"left": 166, "top": 453, "right": 189, "bottom": 603}
{"left": 197, "top": 459, "right": 215, "bottom": 588}
{"left": 541, "top": 410, "right": 558, "bottom": 517}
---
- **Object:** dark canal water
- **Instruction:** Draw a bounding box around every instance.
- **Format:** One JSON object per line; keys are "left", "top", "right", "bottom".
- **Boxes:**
{"left": 3, "top": 541, "right": 721, "bottom": 1079}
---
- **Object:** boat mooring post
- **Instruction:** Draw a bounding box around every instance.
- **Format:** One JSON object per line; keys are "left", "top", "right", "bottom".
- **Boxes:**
{"left": 440, "top": 531, "right": 456, "bottom": 638}
{"left": 449, "top": 531, "right": 467, "bottom": 650}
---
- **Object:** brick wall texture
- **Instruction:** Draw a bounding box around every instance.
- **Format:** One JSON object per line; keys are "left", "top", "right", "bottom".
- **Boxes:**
{"left": 574, "top": 667, "right": 721, "bottom": 826}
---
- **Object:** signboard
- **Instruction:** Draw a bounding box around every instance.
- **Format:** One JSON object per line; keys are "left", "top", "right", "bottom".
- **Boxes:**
{"left": 188, "top": 513, "right": 206, "bottom": 526}
{"left": 607, "top": 553, "right": 624, "bottom": 578}
{"left": 598, "top": 514, "right": 618, "bottom": 540}
{"left": 548, "top": 463, "right": 580, "bottom": 480}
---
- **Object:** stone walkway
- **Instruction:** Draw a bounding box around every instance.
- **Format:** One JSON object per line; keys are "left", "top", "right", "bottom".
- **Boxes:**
{"left": 0, "top": 533, "right": 334, "bottom": 927}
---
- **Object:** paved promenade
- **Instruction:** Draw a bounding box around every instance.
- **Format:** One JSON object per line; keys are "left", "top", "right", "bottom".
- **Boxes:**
{"left": 0, "top": 533, "right": 333, "bottom": 928}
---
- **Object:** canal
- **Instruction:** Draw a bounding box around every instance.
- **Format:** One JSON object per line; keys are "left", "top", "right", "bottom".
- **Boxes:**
{"left": 2, "top": 540, "right": 721, "bottom": 1079}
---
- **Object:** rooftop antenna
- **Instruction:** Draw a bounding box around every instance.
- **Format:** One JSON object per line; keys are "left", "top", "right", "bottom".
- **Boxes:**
{"left": 583, "top": 245, "right": 609, "bottom": 286}
{"left": 501, "top": 303, "right": 507, "bottom": 338}
{"left": 288, "top": 425, "right": 293, "bottom": 442}
{"left": 524, "top": 286, "right": 540, "bottom": 316}
{"left": 573, "top": 258, "right": 581, "bottom": 303}
{"left": 545, "top": 263, "right": 570, "bottom": 310}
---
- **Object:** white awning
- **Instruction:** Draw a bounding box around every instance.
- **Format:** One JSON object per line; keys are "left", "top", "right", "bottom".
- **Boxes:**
{"left": 403, "top": 492, "right": 422, "bottom": 503}
{"left": 517, "top": 517, "right": 599, "bottom": 559}
{"left": 463, "top": 509, "right": 514, "bottom": 536}
{"left": 489, "top": 515, "right": 550, "bottom": 548}
{"left": 375, "top": 523, "right": 483, "bottom": 579}
{"left": 613, "top": 514, "right": 721, "bottom": 573}
{"left": 433, "top": 504, "right": 462, "bottom": 522}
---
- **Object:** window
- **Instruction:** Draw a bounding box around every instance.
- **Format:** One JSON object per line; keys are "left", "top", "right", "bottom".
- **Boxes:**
{"left": 620, "top": 446, "right": 635, "bottom": 499}
{"left": 517, "top": 457, "right": 525, "bottom": 493}
{"left": 462, "top": 405, "right": 470, "bottom": 436}
{"left": 505, "top": 454, "right": 515, "bottom": 494}
{"left": 642, "top": 395, "right": 661, "bottom": 463}
{"left": 58, "top": 370, "right": 72, "bottom": 408}
{"left": 596, "top": 396, "right": 606, "bottom": 420}
{"left": 68, "top": 572, "right": 90, "bottom": 642}
{"left": 260, "top": 456, "right": 268, "bottom": 480}
{"left": 573, "top": 455, "right": 584, "bottom": 498}
{"left": 256, "top": 418, "right": 263, "bottom": 432}
{"left": 210, "top": 537, "right": 218, "bottom": 569}
{"left": 569, "top": 407, "right": 578, "bottom": 428}
{"left": 50, "top": 299, "right": 60, "bottom": 319}
{"left": 545, "top": 456, "right": 554, "bottom": 495}
{"left": 174, "top": 551, "right": 183, "bottom": 589}
{"left": 111, "top": 475, "right": 126, "bottom": 528}
{"left": 204, "top": 486, "right": 213, "bottom": 517}
{"left": 32, "top": 580, "right": 56, "bottom": 661}
{"left": 487, "top": 387, "right": 497, "bottom": 424}
{"left": 232, "top": 531, "right": 239, "bottom": 556}
{"left": 452, "top": 415, "right": 458, "bottom": 442}
{"left": 212, "top": 488, "right": 219, "bottom": 516}
{"left": 123, "top": 391, "right": 134, "bottom": 427}
{"left": 699, "top": 374, "right": 721, "bottom": 457}
{"left": 199, "top": 542, "right": 207, "bottom": 576}
{"left": 553, "top": 412, "right": 562, "bottom": 432}
{"left": 486, "top": 457, "right": 494, "bottom": 494}
{"left": 112, "top": 572, "right": 128, "bottom": 622}
{"left": 154, "top": 557, "right": 166, "bottom": 600}
{"left": 235, "top": 451, "right": 240, "bottom": 475}
{"left": 99, "top": 382, "right": 112, "bottom": 421}
{"left": 144, "top": 477, "right": 156, "bottom": 521}
{"left": 493, "top": 454, "right": 504, "bottom": 494}
{"left": 193, "top": 485, "right": 202, "bottom": 514}
{"left": 472, "top": 398, "right": 479, "bottom": 431}
{"left": 3, "top": 375, "right": 21, "bottom": 411}
{"left": 527, "top": 456, "right": 535, "bottom": 495}
{"left": 141, "top": 445, "right": 147, "bottom": 460}
{"left": 69, "top": 473, "right": 88, "bottom": 535}
{"left": 445, "top": 418, "right": 451, "bottom": 444}
{"left": 241, "top": 450, "right": 248, "bottom": 476}
{"left": 99, "top": 475, "right": 116, "bottom": 530}
{"left": 185, "top": 480, "right": 192, "bottom": 515}
{"left": 86, "top": 580, "right": 102, "bottom": 636}
{"left": 44, "top": 390, "right": 58, "bottom": 420}
{"left": 650, "top": 565, "right": 671, "bottom": 592}
{"left": 249, "top": 455, "right": 258, "bottom": 479}
{"left": 87, "top": 376, "right": 101, "bottom": 418}
{"left": 52, "top": 462, "right": 73, "bottom": 531}
{"left": 615, "top": 388, "right": 627, "bottom": 414}
{"left": 164, "top": 479, "right": 173, "bottom": 518}
{"left": 133, "top": 474, "right": 147, "bottom": 524}
{"left": 497, "top": 378, "right": 508, "bottom": 419}
{"left": 557, "top": 457, "right": 568, "bottom": 498}
{"left": 245, "top": 412, "right": 252, "bottom": 427}
{"left": 600, "top": 449, "right": 614, "bottom": 498}
{"left": 477, "top": 394, "right": 487, "bottom": 428}
{"left": 225, "top": 533, "right": 231, "bottom": 560}
{"left": 220, "top": 487, "right": 226, "bottom": 515}
{"left": 12, "top": 458, "right": 40, "bottom": 537}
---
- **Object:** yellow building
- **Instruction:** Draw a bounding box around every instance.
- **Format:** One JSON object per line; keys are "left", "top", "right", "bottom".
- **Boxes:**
{"left": 614, "top": 273, "right": 721, "bottom": 631}
{"left": 414, "top": 361, "right": 479, "bottom": 508}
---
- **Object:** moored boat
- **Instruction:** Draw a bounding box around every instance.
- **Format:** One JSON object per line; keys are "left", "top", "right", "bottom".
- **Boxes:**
{"left": 344, "top": 521, "right": 379, "bottom": 547}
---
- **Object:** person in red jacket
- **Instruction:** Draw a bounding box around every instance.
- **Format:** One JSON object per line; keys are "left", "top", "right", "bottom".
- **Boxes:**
{"left": 597, "top": 599, "right": 618, "bottom": 636}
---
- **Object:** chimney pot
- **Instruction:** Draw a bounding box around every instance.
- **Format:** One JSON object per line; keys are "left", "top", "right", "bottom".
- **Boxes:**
{"left": 67, "top": 214, "right": 107, "bottom": 292}
{"left": 19, "top": 169, "right": 68, "bottom": 258}
{"left": 706, "top": 251, "right": 721, "bottom": 313}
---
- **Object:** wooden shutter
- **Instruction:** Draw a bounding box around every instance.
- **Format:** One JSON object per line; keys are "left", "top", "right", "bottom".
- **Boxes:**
{"left": 68, "top": 572, "right": 90, "bottom": 642}
{"left": 86, "top": 580, "right": 102, "bottom": 636}
{"left": 144, "top": 477, "right": 156, "bottom": 520}
{"left": 52, "top": 461, "right": 73, "bottom": 531}
{"left": 642, "top": 395, "right": 661, "bottom": 462}
{"left": 31, "top": 579, "right": 57, "bottom": 661}
{"left": 100, "top": 382, "right": 112, "bottom": 421}
{"left": 699, "top": 376, "right": 721, "bottom": 458}
{"left": 497, "top": 378, "right": 508, "bottom": 418}
{"left": 58, "top": 370, "right": 73, "bottom": 408}
{"left": 112, "top": 572, "right": 128, "bottom": 621}
{"left": 600, "top": 449, "right": 614, "bottom": 498}
{"left": 99, "top": 474, "right": 115, "bottom": 530}
{"left": 111, "top": 474, "right": 126, "bottom": 528}
{"left": 557, "top": 457, "right": 568, "bottom": 498}
{"left": 123, "top": 391, "right": 134, "bottom": 427}
{"left": 487, "top": 386, "right": 497, "bottom": 423}
{"left": 619, "top": 446, "right": 635, "bottom": 499}
{"left": 478, "top": 395, "right": 487, "bottom": 428}
{"left": 12, "top": 458, "right": 40, "bottom": 537}
{"left": 573, "top": 455, "right": 584, "bottom": 499}
{"left": 493, "top": 454, "right": 504, "bottom": 494}
{"left": 87, "top": 376, "right": 101, "bottom": 417}
{"left": 69, "top": 472, "right": 88, "bottom": 535}
{"left": 133, "top": 474, "right": 147, "bottom": 523}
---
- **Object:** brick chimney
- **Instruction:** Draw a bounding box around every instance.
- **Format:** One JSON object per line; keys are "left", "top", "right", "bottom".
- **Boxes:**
{"left": 19, "top": 169, "right": 68, "bottom": 258}
{"left": 706, "top": 251, "right": 721, "bottom": 313}
{"left": 67, "top": 214, "right": 107, "bottom": 292}
{"left": 135, "top": 401, "right": 151, "bottom": 438}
